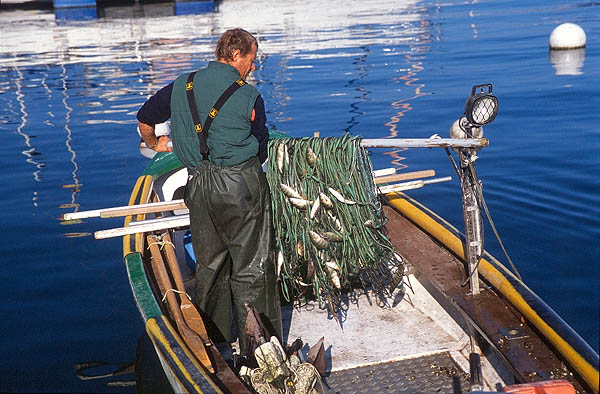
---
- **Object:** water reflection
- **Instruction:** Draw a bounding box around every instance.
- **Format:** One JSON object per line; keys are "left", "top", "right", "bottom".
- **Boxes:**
{"left": 60, "top": 63, "right": 82, "bottom": 213}
{"left": 549, "top": 48, "right": 586, "bottom": 76}
{"left": 343, "top": 46, "right": 371, "bottom": 134}
{"left": 14, "top": 67, "right": 45, "bottom": 187}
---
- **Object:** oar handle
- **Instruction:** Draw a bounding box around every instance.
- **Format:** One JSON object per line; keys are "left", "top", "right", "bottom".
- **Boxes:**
{"left": 374, "top": 169, "right": 435, "bottom": 184}
{"left": 63, "top": 199, "right": 187, "bottom": 220}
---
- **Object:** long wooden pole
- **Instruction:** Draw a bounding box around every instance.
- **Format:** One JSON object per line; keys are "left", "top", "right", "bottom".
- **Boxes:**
{"left": 63, "top": 199, "right": 187, "bottom": 221}
{"left": 374, "top": 169, "right": 435, "bottom": 184}
{"left": 94, "top": 176, "right": 452, "bottom": 239}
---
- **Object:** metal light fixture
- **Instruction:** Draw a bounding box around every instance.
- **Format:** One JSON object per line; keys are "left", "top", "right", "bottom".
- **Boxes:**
{"left": 464, "top": 84, "right": 498, "bottom": 127}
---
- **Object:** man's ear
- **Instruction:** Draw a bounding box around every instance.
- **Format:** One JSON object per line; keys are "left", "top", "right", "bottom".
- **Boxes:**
{"left": 231, "top": 49, "right": 241, "bottom": 61}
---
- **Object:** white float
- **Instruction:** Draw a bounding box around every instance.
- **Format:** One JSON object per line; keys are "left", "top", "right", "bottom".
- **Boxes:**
{"left": 549, "top": 23, "right": 586, "bottom": 49}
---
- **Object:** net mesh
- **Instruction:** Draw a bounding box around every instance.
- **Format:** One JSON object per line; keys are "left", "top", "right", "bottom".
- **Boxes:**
{"left": 267, "top": 135, "right": 403, "bottom": 314}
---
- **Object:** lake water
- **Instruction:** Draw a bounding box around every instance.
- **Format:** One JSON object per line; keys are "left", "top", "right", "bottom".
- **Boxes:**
{"left": 1, "top": 0, "right": 598, "bottom": 391}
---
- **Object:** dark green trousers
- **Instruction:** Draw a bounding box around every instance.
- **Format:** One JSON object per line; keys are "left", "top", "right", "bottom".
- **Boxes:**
{"left": 185, "top": 157, "right": 282, "bottom": 353}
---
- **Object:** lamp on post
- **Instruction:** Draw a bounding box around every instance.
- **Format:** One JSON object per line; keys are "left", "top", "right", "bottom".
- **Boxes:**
{"left": 452, "top": 84, "right": 498, "bottom": 296}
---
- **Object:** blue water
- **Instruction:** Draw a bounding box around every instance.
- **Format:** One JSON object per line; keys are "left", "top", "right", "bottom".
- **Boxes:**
{"left": 1, "top": 0, "right": 598, "bottom": 391}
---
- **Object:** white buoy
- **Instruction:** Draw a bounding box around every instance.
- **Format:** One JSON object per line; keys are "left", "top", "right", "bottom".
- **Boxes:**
{"left": 549, "top": 23, "right": 586, "bottom": 49}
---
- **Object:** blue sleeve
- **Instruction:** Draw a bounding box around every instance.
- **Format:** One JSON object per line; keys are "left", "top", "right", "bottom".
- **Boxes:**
{"left": 136, "top": 82, "right": 173, "bottom": 125}
{"left": 251, "top": 95, "right": 269, "bottom": 163}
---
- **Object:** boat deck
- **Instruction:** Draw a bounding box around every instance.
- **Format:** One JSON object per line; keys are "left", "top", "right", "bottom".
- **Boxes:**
{"left": 172, "top": 226, "right": 508, "bottom": 392}
{"left": 325, "top": 352, "right": 469, "bottom": 393}
{"left": 283, "top": 273, "right": 506, "bottom": 392}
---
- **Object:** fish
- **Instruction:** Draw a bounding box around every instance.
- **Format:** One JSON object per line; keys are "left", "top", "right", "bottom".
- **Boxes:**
{"left": 289, "top": 197, "right": 311, "bottom": 210}
{"left": 322, "top": 231, "right": 342, "bottom": 242}
{"left": 276, "top": 142, "right": 286, "bottom": 173}
{"left": 328, "top": 187, "right": 356, "bottom": 205}
{"left": 319, "top": 192, "right": 334, "bottom": 210}
{"left": 276, "top": 250, "right": 285, "bottom": 279}
{"left": 310, "top": 197, "right": 320, "bottom": 219}
{"left": 309, "top": 230, "right": 330, "bottom": 249}
{"left": 307, "top": 147, "right": 318, "bottom": 168}
{"left": 280, "top": 183, "right": 302, "bottom": 199}
{"left": 284, "top": 143, "right": 290, "bottom": 166}
{"left": 328, "top": 268, "right": 341, "bottom": 289}
{"left": 327, "top": 211, "right": 344, "bottom": 233}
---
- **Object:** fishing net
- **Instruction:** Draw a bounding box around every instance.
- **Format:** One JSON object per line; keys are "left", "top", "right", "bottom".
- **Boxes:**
{"left": 267, "top": 135, "right": 403, "bottom": 314}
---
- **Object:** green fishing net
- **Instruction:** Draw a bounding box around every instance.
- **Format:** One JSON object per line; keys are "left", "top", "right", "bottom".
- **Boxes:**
{"left": 267, "top": 135, "right": 403, "bottom": 314}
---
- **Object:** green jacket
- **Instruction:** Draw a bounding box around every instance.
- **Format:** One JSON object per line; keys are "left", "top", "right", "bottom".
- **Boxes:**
{"left": 170, "top": 61, "right": 260, "bottom": 168}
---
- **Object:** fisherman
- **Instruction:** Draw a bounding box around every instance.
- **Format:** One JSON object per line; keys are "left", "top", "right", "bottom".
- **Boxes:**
{"left": 136, "top": 28, "right": 282, "bottom": 353}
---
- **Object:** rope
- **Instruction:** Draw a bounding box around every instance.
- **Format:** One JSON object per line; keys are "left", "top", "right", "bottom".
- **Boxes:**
{"left": 147, "top": 238, "right": 174, "bottom": 250}
{"left": 267, "top": 135, "right": 402, "bottom": 314}
{"left": 468, "top": 161, "right": 522, "bottom": 281}
{"left": 161, "top": 288, "right": 192, "bottom": 303}
{"left": 443, "top": 147, "right": 522, "bottom": 282}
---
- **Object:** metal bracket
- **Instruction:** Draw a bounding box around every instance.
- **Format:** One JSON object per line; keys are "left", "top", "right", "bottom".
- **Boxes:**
{"left": 499, "top": 327, "right": 529, "bottom": 340}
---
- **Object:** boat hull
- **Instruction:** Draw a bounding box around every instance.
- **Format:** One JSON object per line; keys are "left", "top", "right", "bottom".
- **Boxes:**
{"left": 120, "top": 152, "right": 598, "bottom": 393}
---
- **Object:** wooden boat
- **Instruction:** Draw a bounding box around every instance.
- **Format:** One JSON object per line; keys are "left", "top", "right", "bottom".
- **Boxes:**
{"left": 66, "top": 88, "right": 598, "bottom": 393}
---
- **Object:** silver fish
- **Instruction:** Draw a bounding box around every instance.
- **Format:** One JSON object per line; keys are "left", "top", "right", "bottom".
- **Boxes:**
{"left": 319, "top": 192, "right": 334, "bottom": 210}
{"left": 327, "top": 211, "right": 344, "bottom": 233}
{"left": 289, "top": 197, "right": 311, "bottom": 210}
{"left": 276, "top": 250, "right": 285, "bottom": 279}
{"left": 280, "top": 183, "right": 302, "bottom": 199}
{"left": 309, "top": 230, "right": 330, "bottom": 249}
{"left": 307, "top": 147, "right": 318, "bottom": 168}
{"left": 322, "top": 231, "right": 342, "bottom": 242}
{"left": 328, "top": 187, "right": 356, "bottom": 205}
{"left": 310, "top": 197, "right": 320, "bottom": 219}
{"left": 276, "top": 142, "right": 286, "bottom": 173}
{"left": 325, "top": 261, "right": 341, "bottom": 289}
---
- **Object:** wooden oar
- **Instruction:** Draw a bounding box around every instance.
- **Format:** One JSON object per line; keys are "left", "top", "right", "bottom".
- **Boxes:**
{"left": 147, "top": 235, "right": 214, "bottom": 372}
{"left": 63, "top": 199, "right": 187, "bottom": 221}
{"left": 152, "top": 233, "right": 253, "bottom": 393}
{"left": 379, "top": 176, "right": 452, "bottom": 194}
{"left": 95, "top": 216, "right": 189, "bottom": 239}
{"left": 374, "top": 169, "right": 435, "bottom": 184}
{"left": 160, "top": 232, "right": 212, "bottom": 345}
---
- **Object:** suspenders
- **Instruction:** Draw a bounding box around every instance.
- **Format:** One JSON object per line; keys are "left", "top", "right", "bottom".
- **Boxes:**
{"left": 185, "top": 71, "right": 247, "bottom": 160}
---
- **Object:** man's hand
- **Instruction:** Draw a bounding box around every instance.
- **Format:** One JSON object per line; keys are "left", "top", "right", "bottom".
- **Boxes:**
{"left": 155, "top": 136, "right": 173, "bottom": 152}
{"left": 139, "top": 121, "right": 172, "bottom": 152}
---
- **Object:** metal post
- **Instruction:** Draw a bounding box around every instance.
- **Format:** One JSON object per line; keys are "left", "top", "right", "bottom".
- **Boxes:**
{"left": 458, "top": 149, "right": 483, "bottom": 295}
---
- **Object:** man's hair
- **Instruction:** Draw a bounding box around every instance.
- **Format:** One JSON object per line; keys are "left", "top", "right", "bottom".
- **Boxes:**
{"left": 215, "top": 28, "right": 258, "bottom": 61}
